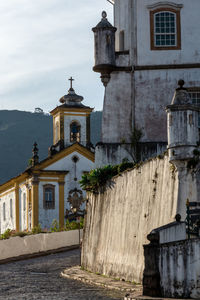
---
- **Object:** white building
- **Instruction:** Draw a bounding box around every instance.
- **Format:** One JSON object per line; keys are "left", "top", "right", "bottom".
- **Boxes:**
{"left": 94, "top": 0, "right": 200, "bottom": 165}
{"left": 0, "top": 80, "right": 95, "bottom": 233}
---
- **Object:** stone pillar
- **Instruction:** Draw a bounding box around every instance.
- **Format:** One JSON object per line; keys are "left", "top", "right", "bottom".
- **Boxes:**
{"left": 143, "top": 232, "right": 161, "bottom": 297}
{"left": 59, "top": 180, "right": 65, "bottom": 229}
{"left": 31, "top": 176, "right": 39, "bottom": 228}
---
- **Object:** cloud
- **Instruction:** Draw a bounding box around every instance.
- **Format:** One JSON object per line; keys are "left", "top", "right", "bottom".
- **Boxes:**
{"left": 0, "top": 0, "right": 113, "bottom": 111}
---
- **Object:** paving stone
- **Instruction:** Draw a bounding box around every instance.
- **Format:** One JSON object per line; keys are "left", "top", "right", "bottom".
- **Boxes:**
{"left": 0, "top": 249, "right": 126, "bottom": 299}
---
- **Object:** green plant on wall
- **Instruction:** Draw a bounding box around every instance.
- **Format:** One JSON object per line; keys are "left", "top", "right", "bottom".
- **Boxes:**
{"left": 131, "top": 127, "right": 143, "bottom": 162}
{"left": 80, "top": 162, "right": 135, "bottom": 193}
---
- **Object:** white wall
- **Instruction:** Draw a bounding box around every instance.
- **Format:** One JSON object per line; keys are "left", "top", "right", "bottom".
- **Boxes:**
{"left": 159, "top": 239, "right": 200, "bottom": 298}
{"left": 0, "top": 230, "right": 82, "bottom": 262}
{"left": 137, "top": 0, "right": 200, "bottom": 66}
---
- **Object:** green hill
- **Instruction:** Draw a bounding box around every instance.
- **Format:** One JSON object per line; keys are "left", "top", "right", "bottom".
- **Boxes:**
{"left": 0, "top": 110, "right": 102, "bottom": 185}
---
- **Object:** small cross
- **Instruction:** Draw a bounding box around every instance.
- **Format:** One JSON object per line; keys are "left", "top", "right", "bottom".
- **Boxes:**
{"left": 69, "top": 77, "right": 74, "bottom": 89}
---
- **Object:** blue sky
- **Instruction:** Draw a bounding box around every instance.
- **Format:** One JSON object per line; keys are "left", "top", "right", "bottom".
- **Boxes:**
{"left": 0, "top": 0, "right": 113, "bottom": 113}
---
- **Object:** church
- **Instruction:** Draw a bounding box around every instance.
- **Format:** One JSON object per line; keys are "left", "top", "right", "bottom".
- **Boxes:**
{"left": 0, "top": 79, "right": 95, "bottom": 233}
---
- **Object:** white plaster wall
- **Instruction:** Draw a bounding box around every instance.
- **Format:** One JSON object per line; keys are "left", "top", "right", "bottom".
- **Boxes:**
{"left": 38, "top": 181, "right": 59, "bottom": 229}
{"left": 0, "top": 189, "right": 15, "bottom": 234}
{"left": 102, "top": 72, "right": 132, "bottom": 143}
{"left": 134, "top": 68, "right": 200, "bottom": 142}
{"left": 82, "top": 155, "right": 180, "bottom": 282}
{"left": 136, "top": 0, "right": 200, "bottom": 66}
{"left": 19, "top": 184, "right": 27, "bottom": 232}
{"left": 159, "top": 239, "right": 200, "bottom": 298}
{"left": 64, "top": 114, "right": 86, "bottom": 147}
{"left": 114, "top": 0, "right": 132, "bottom": 51}
{"left": 0, "top": 230, "right": 82, "bottom": 261}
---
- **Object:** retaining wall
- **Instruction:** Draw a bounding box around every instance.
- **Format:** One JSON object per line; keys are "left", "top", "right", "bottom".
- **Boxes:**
{"left": 0, "top": 230, "right": 82, "bottom": 263}
{"left": 82, "top": 155, "right": 179, "bottom": 283}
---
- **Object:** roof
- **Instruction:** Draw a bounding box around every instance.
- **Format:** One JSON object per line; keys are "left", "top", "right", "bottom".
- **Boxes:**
{"left": 0, "top": 143, "right": 95, "bottom": 194}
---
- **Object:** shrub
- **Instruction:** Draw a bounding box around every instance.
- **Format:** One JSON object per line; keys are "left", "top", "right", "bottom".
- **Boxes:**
{"left": 31, "top": 224, "right": 42, "bottom": 234}
{"left": 0, "top": 228, "right": 12, "bottom": 240}
{"left": 50, "top": 219, "right": 60, "bottom": 232}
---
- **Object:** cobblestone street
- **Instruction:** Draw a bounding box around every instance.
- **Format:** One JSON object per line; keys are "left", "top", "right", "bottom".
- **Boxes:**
{"left": 0, "top": 249, "right": 125, "bottom": 300}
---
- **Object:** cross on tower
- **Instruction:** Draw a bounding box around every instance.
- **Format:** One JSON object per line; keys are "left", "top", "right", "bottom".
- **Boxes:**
{"left": 69, "top": 77, "right": 74, "bottom": 89}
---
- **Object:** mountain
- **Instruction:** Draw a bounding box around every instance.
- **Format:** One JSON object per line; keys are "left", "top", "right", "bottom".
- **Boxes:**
{"left": 0, "top": 110, "right": 102, "bottom": 185}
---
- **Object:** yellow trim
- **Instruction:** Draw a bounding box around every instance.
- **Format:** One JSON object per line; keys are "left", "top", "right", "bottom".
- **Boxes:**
{"left": 0, "top": 173, "right": 28, "bottom": 194}
{"left": 50, "top": 106, "right": 93, "bottom": 116}
{"left": 59, "top": 182, "right": 65, "bottom": 229}
{"left": 0, "top": 188, "right": 15, "bottom": 197}
{"left": 34, "top": 143, "right": 94, "bottom": 170}
{"left": 15, "top": 183, "right": 20, "bottom": 232}
{"left": 63, "top": 113, "right": 90, "bottom": 116}
{"left": 60, "top": 112, "right": 64, "bottom": 140}
{"left": 32, "top": 179, "right": 39, "bottom": 228}
{"left": 40, "top": 179, "right": 59, "bottom": 182}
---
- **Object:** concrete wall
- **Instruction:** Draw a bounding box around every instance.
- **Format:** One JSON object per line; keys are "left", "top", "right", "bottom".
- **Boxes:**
{"left": 0, "top": 230, "right": 82, "bottom": 262}
{"left": 159, "top": 239, "right": 200, "bottom": 298}
{"left": 82, "top": 155, "right": 180, "bottom": 283}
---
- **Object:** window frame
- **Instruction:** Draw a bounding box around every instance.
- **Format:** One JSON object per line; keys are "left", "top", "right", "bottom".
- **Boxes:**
{"left": 150, "top": 7, "right": 181, "bottom": 50}
{"left": 43, "top": 184, "right": 55, "bottom": 210}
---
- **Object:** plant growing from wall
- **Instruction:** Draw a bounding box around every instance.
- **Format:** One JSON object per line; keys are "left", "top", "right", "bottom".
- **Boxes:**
{"left": 80, "top": 161, "right": 134, "bottom": 193}
{"left": 131, "top": 127, "right": 143, "bottom": 162}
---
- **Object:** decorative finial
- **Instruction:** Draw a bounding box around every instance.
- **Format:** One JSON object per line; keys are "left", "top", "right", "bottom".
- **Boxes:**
{"left": 178, "top": 79, "right": 185, "bottom": 89}
{"left": 32, "top": 142, "right": 39, "bottom": 166}
{"left": 102, "top": 11, "right": 107, "bottom": 19}
{"left": 68, "top": 77, "right": 74, "bottom": 89}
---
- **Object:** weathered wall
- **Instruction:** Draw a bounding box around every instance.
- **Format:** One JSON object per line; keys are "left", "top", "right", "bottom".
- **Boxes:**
{"left": 159, "top": 239, "right": 200, "bottom": 298}
{"left": 0, "top": 230, "right": 82, "bottom": 262}
{"left": 82, "top": 155, "right": 180, "bottom": 282}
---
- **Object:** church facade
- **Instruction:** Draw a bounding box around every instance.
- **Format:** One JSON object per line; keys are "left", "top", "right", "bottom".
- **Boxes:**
{"left": 0, "top": 80, "right": 95, "bottom": 234}
{"left": 94, "top": 0, "right": 200, "bottom": 165}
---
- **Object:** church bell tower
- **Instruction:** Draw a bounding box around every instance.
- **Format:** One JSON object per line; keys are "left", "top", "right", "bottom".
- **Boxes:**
{"left": 50, "top": 78, "right": 93, "bottom": 152}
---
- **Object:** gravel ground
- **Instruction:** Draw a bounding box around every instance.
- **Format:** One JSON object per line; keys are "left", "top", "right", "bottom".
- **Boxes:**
{"left": 0, "top": 249, "right": 124, "bottom": 300}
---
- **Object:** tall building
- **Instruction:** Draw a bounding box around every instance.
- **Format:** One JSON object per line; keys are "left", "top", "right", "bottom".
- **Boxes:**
{"left": 93, "top": 0, "right": 200, "bottom": 165}
{"left": 0, "top": 79, "right": 95, "bottom": 233}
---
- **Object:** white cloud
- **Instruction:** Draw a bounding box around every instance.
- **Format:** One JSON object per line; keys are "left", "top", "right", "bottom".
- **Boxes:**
{"left": 0, "top": 0, "right": 113, "bottom": 112}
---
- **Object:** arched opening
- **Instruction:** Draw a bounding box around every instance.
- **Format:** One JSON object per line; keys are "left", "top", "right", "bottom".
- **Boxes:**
{"left": 70, "top": 121, "right": 81, "bottom": 143}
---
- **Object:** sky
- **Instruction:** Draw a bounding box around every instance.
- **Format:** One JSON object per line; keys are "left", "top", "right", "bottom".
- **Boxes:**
{"left": 0, "top": 0, "right": 113, "bottom": 113}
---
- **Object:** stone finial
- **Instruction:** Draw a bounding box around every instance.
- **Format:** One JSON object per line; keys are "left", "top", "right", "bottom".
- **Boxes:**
{"left": 171, "top": 79, "right": 192, "bottom": 105}
{"left": 102, "top": 11, "right": 107, "bottom": 19}
{"left": 32, "top": 142, "right": 39, "bottom": 166}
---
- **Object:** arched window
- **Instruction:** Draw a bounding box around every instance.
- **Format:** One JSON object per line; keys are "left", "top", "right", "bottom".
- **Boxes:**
{"left": 23, "top": 193, "right": 26, "bottom": 211}
{"left": 3, "top": 202, "right": 6, "bottom": 221}
{"left": 10, "top": 199, "right": 12, "bottom": 218}
{"left": 43, "top": 185, "right": 55, "bottom": 209}
{"left": 150, "top": 7, "right": 181, "bottom": 50}
{"left": 70, "top": 121, "right": 81, "bottom": 143}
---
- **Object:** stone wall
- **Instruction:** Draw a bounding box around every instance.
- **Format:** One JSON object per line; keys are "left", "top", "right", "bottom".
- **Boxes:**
{"left": 0, "top": 230, "right": 82, "bottom": 263}
{"left": 82, "top": 155, "right": 180, "bottom": 283}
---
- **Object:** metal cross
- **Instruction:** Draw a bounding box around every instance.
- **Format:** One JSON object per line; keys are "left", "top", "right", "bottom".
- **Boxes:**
{"left": 69, "top": 77, "right": 74, "bottom": 89}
